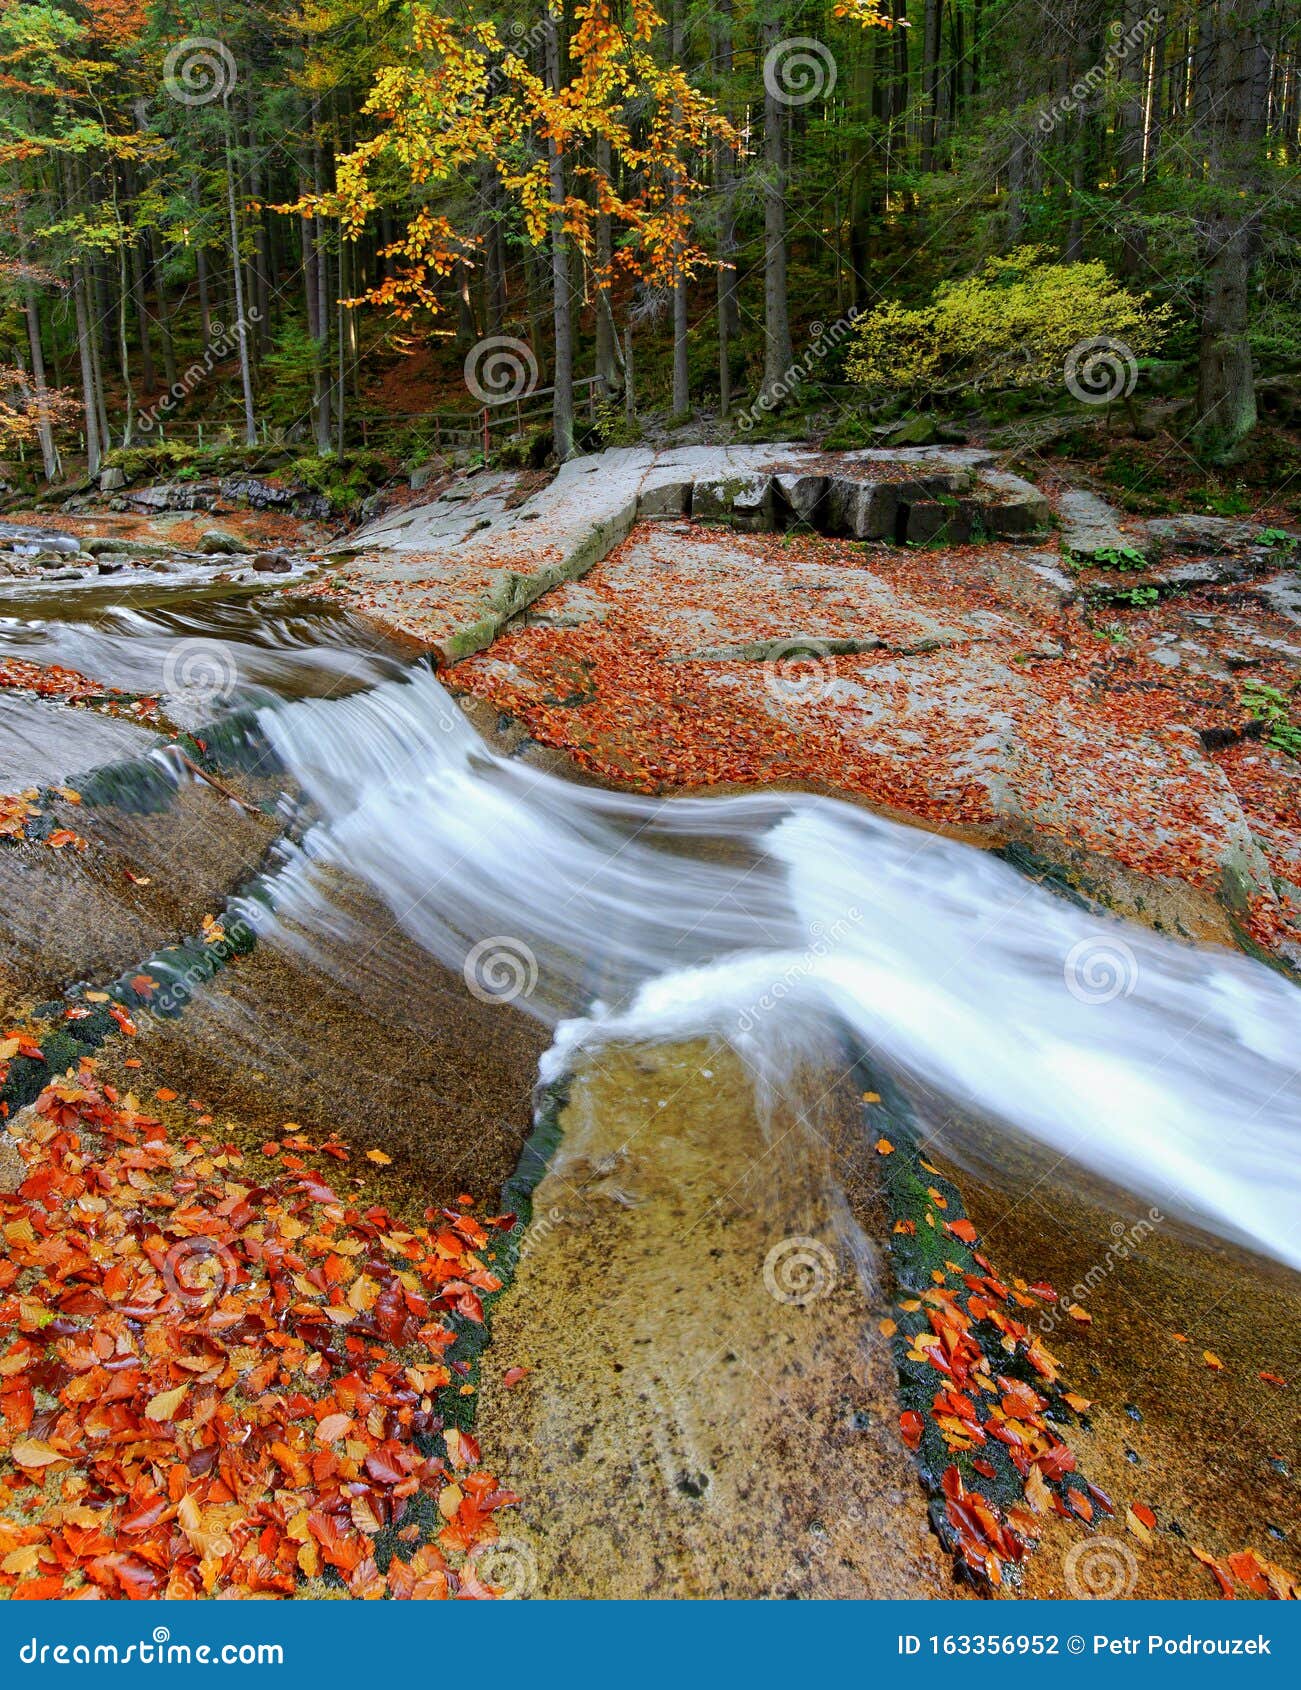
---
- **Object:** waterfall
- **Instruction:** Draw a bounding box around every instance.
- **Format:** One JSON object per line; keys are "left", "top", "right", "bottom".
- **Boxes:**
{"left": 250, "top": 665, "right": 1301, "bottom": 1272}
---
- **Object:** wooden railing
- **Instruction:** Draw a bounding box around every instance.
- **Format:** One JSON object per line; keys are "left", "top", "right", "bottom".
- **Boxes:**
{"left": 68, "top": 376, "right": 608, "bottom": 464}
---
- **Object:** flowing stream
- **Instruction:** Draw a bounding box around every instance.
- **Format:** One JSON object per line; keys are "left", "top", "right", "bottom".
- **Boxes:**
{"left": 249, "top": 665, "right": 1301, "bottom": 1274}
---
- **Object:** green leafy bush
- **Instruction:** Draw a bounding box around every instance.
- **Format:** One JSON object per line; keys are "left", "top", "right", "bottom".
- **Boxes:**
{"left": 846, "top": 248, "right": 1171, "bottom": 402}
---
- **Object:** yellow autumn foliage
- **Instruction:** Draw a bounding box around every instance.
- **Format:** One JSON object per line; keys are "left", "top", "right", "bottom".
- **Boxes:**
{"left": 846, "top": 248, "right": 1172, "bottom": 399}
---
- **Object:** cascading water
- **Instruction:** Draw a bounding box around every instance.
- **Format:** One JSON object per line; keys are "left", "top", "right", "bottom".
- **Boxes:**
{"left": 250, "top": 664, "right": 1301, "bottom": 1273}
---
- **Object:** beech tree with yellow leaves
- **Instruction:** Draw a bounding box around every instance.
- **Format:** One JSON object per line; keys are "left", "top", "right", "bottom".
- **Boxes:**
{"left": 309, "top": 0, "right": 731, "bottom": 457}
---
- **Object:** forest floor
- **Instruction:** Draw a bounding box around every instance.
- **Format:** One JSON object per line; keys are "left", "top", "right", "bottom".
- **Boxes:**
{"left": 0, "top": 444, "right": 1298, "bottom": 1600}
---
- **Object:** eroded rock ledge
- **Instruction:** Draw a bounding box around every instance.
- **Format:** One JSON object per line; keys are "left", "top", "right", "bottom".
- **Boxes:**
{"left": 316, "top": 446, "right": 1301, "bottom": 968}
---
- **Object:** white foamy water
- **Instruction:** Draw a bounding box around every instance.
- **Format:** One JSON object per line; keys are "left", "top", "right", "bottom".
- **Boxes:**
{"left": 252, "top": 667, "right": 1301, "bottom": 1271}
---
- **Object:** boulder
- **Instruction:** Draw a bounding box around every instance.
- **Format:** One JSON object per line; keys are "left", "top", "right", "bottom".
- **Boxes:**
{"left": 83, "top": 536, "right": 166, "bottom": 559}
{"left": 904, "top": 501, "right": 972, "bottom": 545}
{"left": 198, "top": 530, "right": 253, "bottom": 556}
{"left": 976, "top": 470, "right": 1052, "bottom": 537}
{"left": 637, "top": 479, "right": 692, "bottom": 519}
{"left": 251, "top": 551, "right": 294, "bottom": 573}
{"left": 773, "top": 473, "right": 829, "bottom": 527}
{"left": 692, "top": 474, "right": 776, "bottom": 531}
{"left": 219, "top": 475, "right": 294, "bottom": 509}
{"left": 825, "top": 478, "right": 897, "bottom": 539}
{"left": 1145, "top": 514, "right": 1289, "bottom": 555}
{"left": 98, "top": 467, "right": 127, "bottom": 493}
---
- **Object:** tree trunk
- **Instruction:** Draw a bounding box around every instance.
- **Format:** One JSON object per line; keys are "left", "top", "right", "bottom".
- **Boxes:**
{"left": 483, "top": 163, "right": 508, "bottom": 336}
{"left": 223, "top": 97, "right": 258, "bottom": 447}
{"left": 847, "top": 29, "right": 876, "bottom": 307}
{"left": 1193, "top": 0, "right": 1269, "bottom": 459}
{"left": 920, "top": 0, "right": 942, "bottom": 170}
{"left": 545, "top": 16, "right": 575, "bottom": 460}
{"left": 761, "top": 16, "right": 794, "bottom": 404}
{"left": 1116, "top": 0, "right": 1150, "bottom": 278}
{"left": 313, "top": 144, "right": 333, "bottom": 456}
{"left": 594, "top": 135, "right": 617, "bottom": 395}
{"left": 715, "top": 1, "right": 739, "bottom": 418}
{"left": 72, "top": 264, "right": 103, "bottom": 479}
{"left": 196, "top": 241, "right": 212, "bottom": 345}
{"left": 672, "top": 263, "right": 689, "bottom": 419}
{"left": 24, "top": 284, "right": 61, "bottom": 481}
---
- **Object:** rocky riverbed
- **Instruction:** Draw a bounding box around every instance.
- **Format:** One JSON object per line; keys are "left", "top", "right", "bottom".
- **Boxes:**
{"left": 0, "top": 446, "right": 1297, "bottom": 1602}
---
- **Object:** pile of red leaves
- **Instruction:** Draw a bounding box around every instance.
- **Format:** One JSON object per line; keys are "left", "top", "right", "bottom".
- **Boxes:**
{"left": 0, "top": 658, "right": 116, "bottom": 705}
{"left": 894, "top": 1268, "right": 1107, "bottom": 1587}
{"left": 0, "top": 789, "right": 85, "bottom": 852}
{"left": 0, "top": 1065, "right": 520, "bottom": 1599}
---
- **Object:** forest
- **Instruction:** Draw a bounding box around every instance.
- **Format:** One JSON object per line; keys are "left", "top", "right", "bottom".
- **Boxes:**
{"left": 0, "top": 0, "right": 1298, "bottom": 498}
{"left": 2, "top": 0, "right": 1301, "bottom": 1615}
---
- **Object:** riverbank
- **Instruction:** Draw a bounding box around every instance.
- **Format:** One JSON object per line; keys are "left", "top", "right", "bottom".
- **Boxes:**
{"left": 309, "top": 446, "right": 1301, "bottom": 1598}
{"left": 0, "top": 448, "right": 1298, "bottom": 1601}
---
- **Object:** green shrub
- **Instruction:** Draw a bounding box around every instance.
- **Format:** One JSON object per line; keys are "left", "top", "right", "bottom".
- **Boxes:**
{"left": 847, "top": 247, "right": 1172, "bottom": 403}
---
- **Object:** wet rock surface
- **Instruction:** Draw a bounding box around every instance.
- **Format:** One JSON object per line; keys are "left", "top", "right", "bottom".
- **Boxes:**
{"left": 479, "top": 1043, "right": 957, "bottom": 1599}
